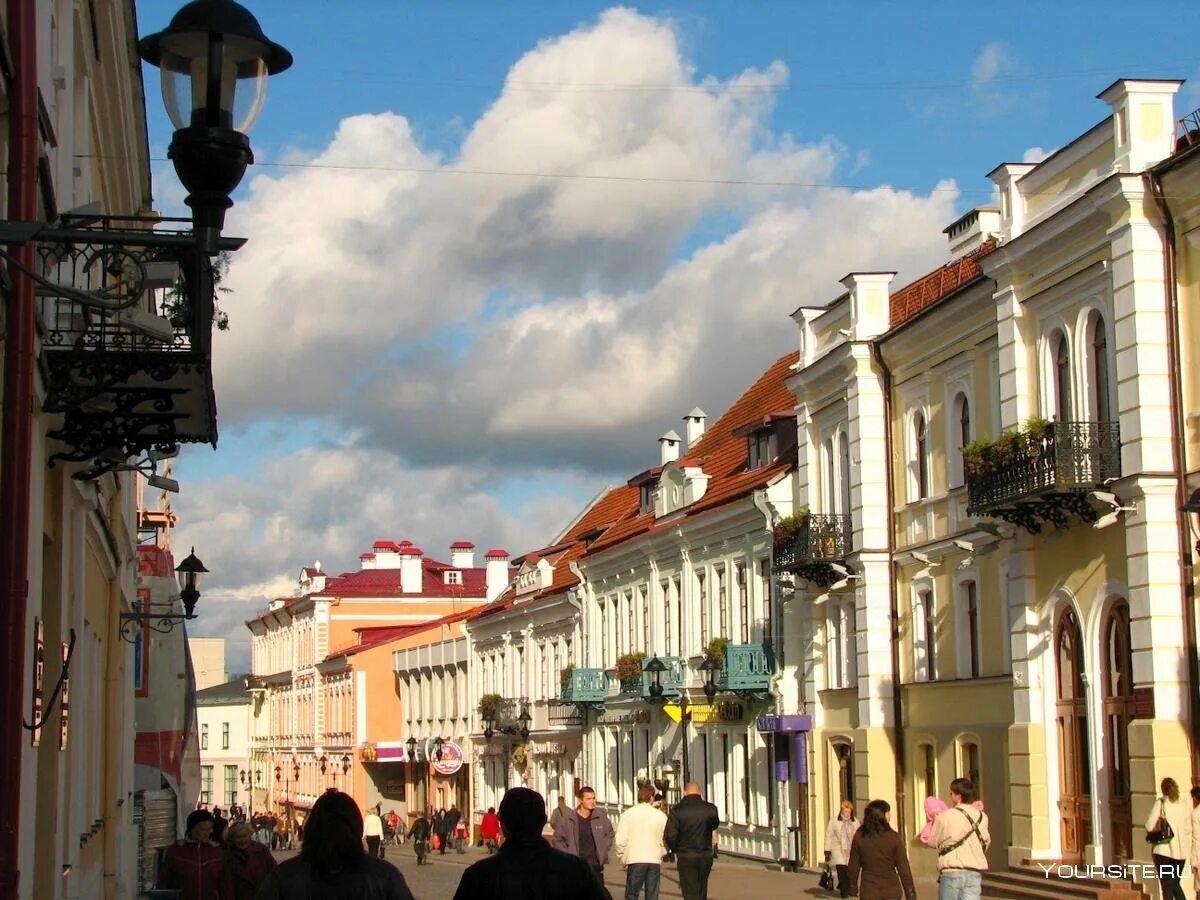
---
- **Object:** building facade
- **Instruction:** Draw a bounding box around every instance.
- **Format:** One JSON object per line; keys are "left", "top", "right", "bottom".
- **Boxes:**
{"left": 196, "top": 678, "right": 254, "bottom": 813}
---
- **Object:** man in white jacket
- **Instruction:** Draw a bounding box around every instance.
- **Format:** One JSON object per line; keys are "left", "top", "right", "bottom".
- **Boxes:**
{"left": 615, "top": 784, "right": 670, "bottom": 900}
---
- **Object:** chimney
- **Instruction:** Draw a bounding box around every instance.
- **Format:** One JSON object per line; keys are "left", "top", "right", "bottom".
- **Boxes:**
{"left": 943, "top": 207, "right": 1001, "bottom": 260}
{"left": 682, "top": 408, "right": 707, "bottom": 450}
{"left": 399, "top": 546, "right": 424, "bottom": 593}
{"left": 659, "top": 430, "right": 681, "bottom": 465}
{"left": 485, "top": 549, "right": 510, "bottom": 602}
{"left": 359, "top": 552, "right": 376, "bottom": 570}
{"left": 449, "top": 541, "right": 475, "bottom": 569}
{"left": 1098, "top": 78, "right": 1183, "bottom": 174}
{"left": 372, "top": 540, "right": 401, "bottom": 569}
{"left": 839, "top": 272, "right": 895, "bottom": 341}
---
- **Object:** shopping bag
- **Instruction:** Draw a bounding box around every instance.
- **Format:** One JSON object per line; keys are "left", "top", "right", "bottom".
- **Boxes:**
{"left": 819, "top": 864, "right": 835, "bottom": 891}
{"left": 431, "top": 833, "right": 442, "bottom": 851}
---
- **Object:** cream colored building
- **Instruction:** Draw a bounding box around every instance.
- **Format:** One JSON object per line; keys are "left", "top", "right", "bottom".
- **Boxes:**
{"left": 789, "top": 79, "right": 1200, "bottom": 895}
{"left": 189, "top": 637, "right": 230, "bottom": 691}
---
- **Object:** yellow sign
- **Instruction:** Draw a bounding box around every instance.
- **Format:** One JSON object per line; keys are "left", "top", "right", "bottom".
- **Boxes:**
{"left": 663, "top": 701, "right": 745, "bottom": 725}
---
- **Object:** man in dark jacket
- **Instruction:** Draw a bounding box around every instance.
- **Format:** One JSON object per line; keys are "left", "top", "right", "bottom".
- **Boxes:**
{"left": 665, "top": 783, "right": 720, "bottom": 900}
{"left": 408, "top": 811, "right": 432, "bottom": 865}
{"left": 453, "top": 787, "right": 609, "bottom": 900}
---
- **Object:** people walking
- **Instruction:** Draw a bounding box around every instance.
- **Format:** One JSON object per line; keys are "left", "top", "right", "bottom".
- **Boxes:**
{"left": 930, "top": 778, "right": 990, "bottom": 900}
{"left": 385, "top": 809, "right": 402, "bottom": 846}
{"left": 210, "top": 807, "right": 228, "bottom": 845}
{"left": 363, "top": 804, "right": 384, "bottom": 859}
{"left": 1146, "top": 777, "right": 1192, "bottom": 900}
{"left": 824, "top": 801, "right": 859, "bottom": 897}
{"left": 409, "top": 809, "right": 433, "bottom": 865}
{"left": 481, "top": 806, "right": 502, "bottom": 854}
{"left": 156, "top": 809, "right": 226, "bottom": 900}
{"left": 615, "top": 783, "right": 669, "bottom": 900}
{"left": 452, "top": 787, "right": 609, "bottom": 900}
{"left": 549, "top": 795, "right": 570, "bottom": 830}
{"left": 553, "top": 785, "right": 616, "bottom": 885}
{"left": 220, "top": 821, "right": 277, "bottom": 900}
{"left": 846, "top": 799, "right": 916, "bottom": 900}
{"left": 664, "top": 783, "right": 720, "bottom": 900}
{"left": 254, "top": 790, "right": 415, "bottom": 900}
{"left": 442, "top": 805, "right": 462, "bottom": 854}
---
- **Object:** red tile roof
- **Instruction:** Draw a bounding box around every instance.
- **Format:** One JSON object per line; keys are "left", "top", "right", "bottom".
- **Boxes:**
{"left": 335, "top": 601, "right": 498, "bottom": 658}
{"left": 312, "top": 557, "right": 490, "bottom": 599}
{"left": 450, "top": 541, "right": 475, "bottom": 549}
{"left": 888, "top": 239, "right": 997, "bottom": 327}
{"left": 484, "top": 548, "right": 510, "bottom": 558}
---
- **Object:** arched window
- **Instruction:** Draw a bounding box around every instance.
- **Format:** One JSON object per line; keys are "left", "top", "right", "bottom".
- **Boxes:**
{"left": 833, "top": 741, "right": 855, "bottom": 803}
{"left": 914, "top": 413, "right": 929, "bottom": 500}
{"left": 914, "top": 589, "right": 936, "bottom": 682}
{"left": 950, "top": 393, "right": 972, "bottom": 488}
{"left": 1053, "top": 331, "right": 1072, "bottom": 420}
{"left": 1092, "top": 315, "right": 1113, "bottom": 422}
{"left": 959, "top": 397, "right": 971, "bottom": 450}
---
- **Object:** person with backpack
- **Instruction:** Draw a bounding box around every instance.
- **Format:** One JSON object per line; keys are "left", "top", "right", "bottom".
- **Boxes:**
{"left": 929, "top": 778, "right": 990, "bottom": 900}
{"left": 408, "top": 809, "right": 433, "bottom": 865}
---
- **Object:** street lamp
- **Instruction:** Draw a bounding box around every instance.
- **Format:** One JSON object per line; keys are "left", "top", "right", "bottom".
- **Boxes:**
{"left": 642, "top": 655, "right": 721, "bottom": 785}
{"left": 699, "top": 655, "right": 720, "bottom": 700}
{"left": 273, "top": 765, "right": 281, "bottom": 784}
{"left": 239, "top": 769, "right": 246, "bottom": 785}
{"left": 341, "top": 754, "right": 351, "bottom": 775}
{"left": 517, "top": 707, "right": 532, "bottom": 741}
{"left": 406, "top": 737, "right": 420, "bottom": 812}
{"left": 137, "top": 0, "right": 293, "bottom": 254}
{"left": 318, "top": 754, "right": 328, "bottom": 775}
{"left": 118, "top": 548, "right": 209, "bottom": 642}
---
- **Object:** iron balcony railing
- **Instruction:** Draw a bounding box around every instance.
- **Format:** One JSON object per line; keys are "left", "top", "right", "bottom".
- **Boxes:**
{"left": 719, "top": 643, "right": 776, "bottom": 692}
{"left": 966, "top": 421, "right": 1120, "bottom": 512}
{"left": 614, "top": 656, "right": 684, "bottom": 700}
{"left": 773, "top": 514, "right": 853, "bottom": 573}
{"left": 561, "top": 668, "right": 608, "bottom": 704}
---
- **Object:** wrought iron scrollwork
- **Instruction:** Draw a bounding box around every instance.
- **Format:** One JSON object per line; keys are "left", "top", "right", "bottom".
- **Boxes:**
{"left": 773, "top": 514, "right": 854, "bottom": 587}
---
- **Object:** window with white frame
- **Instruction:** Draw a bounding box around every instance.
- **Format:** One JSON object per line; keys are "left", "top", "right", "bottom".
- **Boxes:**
{"left": 949, "top": 392, "right": 972, "bottom": 488}
{"left": 222, "top": 722, "right": 230, "bottom": 749}
{"left": 961, "top": 580, "right": 981, "bottom": 678}
{"left": 737, "top": 563, "right": 749, "bottom": 644}
{"left": 759, "top": 558, "right": 772, "bottom": 644}
{"left": 1083, "top": 311, "right": 1114, "bottom": 422}
{"left": 698, "top": 569, "right": 709, "bottom": 646}
{"left": 716, "top": 565, "right": 728, "bottom": 639}
{"left": 201, "top": 766, "right": 213, "bottom": 805}
{"left": 827, "top": 598, "right": 857, "bottom": 689}
{"left": 839, "top": 431, "right": 852, "bottom": 518}
{"left": 641, "top": 587, "right": 650, "bottom": 652}
{"left": 913, "top": 412, "right": 930, "bottom": 500}
{"left": 914, "top": 588, "right": 936, "bottom": 681}
{"left": 1049, "top": 329, "right": 1072, "bottom": 420}
{"left": 958, "top": 737, "right": 981, "bottom": 794}
{"left": 626, "top": 590, "right": 636, "bottom": 651}
{"left": 200, "top": 724, "right": 208, "bottom": 750}
{"left": 748, "top": 429, "right": 774, "bottom": 469}
{"left": 823, "top": 435, "right": 837, "bottom": 513}
{"left": 672, "top": 576, "right": 683, "bottom": 654}
{"left": 661, "top": 580, "right": 673, "bottom": 656}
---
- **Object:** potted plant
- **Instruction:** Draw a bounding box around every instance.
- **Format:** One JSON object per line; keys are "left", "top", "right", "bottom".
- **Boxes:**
{"left": 705, "top": 636, "right": 731, "bottom": 667}
{"left": 559, "top": 664, "right": 575, "bottom": 690}
{"left": 773, "top": 508, "right": 810, "bottom": 544}
{"left": 615, "top": 652, "right": 646, "bottom": 682}
{"left": 479, "top": 693, "right": 502, "bottom": 721}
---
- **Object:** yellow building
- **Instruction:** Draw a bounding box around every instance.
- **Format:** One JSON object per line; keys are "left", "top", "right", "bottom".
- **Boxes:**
{"left": 790, "top": 80, "right": 1200, "bottom": 894}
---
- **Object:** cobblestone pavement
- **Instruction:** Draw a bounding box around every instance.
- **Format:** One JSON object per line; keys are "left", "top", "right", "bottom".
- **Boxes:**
{"left": 271, "top": 843, "right": 944, "bottom": 899}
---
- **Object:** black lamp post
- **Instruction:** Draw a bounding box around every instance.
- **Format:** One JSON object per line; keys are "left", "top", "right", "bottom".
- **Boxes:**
{"left": 318, "top": 754, "right": 328, "bottom": 775}
{"left": 341, "top": 754, "right": 351, "bottom": 775}
{"left": 175, "top": 547, "right": 209, "bottom": 617}
{"left": 406, "top": 737, "right": 419, "bottom": 809}
{"left": 118, "top": 547, "right": 209, "bottom": 642}
{"left": 517, "top": 707, "right": 532, "bottom": 741}
{"left": 238, "top": 769, "right": 246, "bottom": 785}
{"left": 699, "top": 655, "right": 720, "bottom": 700}
{"left": 137, "top": 0, "right": 292, "bottom": 255}
{"left": 643, "top": 655, "right": 720, "bottom": 786}
{"left": 273, "top": 765, "right": 280, "bottom": 784}
{"left": 482, "top": 708, "right": 495, "bottom": 743}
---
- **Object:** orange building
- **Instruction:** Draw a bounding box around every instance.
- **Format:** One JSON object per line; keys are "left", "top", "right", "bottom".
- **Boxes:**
{"left": 246, "top": 540, "right": 510, "bottom": 823}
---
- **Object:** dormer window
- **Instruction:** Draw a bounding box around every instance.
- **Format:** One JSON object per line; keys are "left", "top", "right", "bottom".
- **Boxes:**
{"left": 639, "top": 482, "right": 654, "bottom": 515}
{"left": 747, "top": 428, "right": 774, "bottom": 470}
{"left": 444, "top": 570, "right": 461, "bottom": 585}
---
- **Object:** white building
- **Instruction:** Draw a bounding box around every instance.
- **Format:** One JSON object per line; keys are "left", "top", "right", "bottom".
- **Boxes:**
{"left": 196, "top": 677, "right": 254, "bottom": 813}
{"left": 189, "top": 637, "right": 229, "bottom": 691}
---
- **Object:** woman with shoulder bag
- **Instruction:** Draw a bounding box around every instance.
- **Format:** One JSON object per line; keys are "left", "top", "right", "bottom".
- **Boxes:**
{"left": 825, "top": 801, "right": 860, "bottom": 897}
{"left": 1147, "top": 777, "right": 1192, "bottom": 900}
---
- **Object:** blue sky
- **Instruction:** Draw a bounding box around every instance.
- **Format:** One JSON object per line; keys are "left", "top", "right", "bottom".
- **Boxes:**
{"left": 132, "top": 1, "right": 1200, "bottom": 671}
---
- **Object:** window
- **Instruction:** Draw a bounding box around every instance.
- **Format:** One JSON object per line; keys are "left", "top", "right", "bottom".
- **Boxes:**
{"left": 698, "top": 570, "right": 709, "bottom": 646}
{"left": 1091, "top": 315, "right": 1113, "bottom": 422}
{"left": 662, "top": 581, "right": 673, "bottom": 656}
{"left": 641, "top": 587, "right": 650, "bottom": 652}
{"left": 748, "top": 429, "right": 773, "bottom": 469}
{"left": 950, "top": 393, "right": 972, "bottom": 488}
{"left": 445, "top": 570, "right": 461, "bottom": 585}
{"left": 960, "top": 741, "right": 981, "bottom": 793}
{"left": 716, "top": 566, "right": 728, "bottom": 639}
{"left": 828, "top": 598, "right": 857, "bottom": 689}
{"left": 1053, "top": 330, "right": 1072, "bottom": 420}
{"left": 839, "top": 433, "right": 852, "bottom": 518}
{"left": 922, "top": 743, "right": 937, "bottom": 802}
{"left": 915, "top": 589, "right": 936, "bottom": 681}
{"left": 201, "top": 766, "right": 213, "bottom": 805}
{"left": 737, "top": 564, "right": 749, "bottom": 644}
{"left": 914, "top": 413, "right": 929, "bottom": 499}
{"left": 225, "top": 765, "right": 238, "bottom": 806}
{"left": 824, "top": 436, "right": 837, "bottom": 513}
{"left": 639, "top": 483, "right": 654, "bottom": 515}
{"left": 963, "top": 581, "right": 981, "bottom": 678}
{"left": 222, "top": 722, "right": 230, "bottom": 750}
{"left": 759, "top": 559, "right": 772, "bottom": 645}
{"left": 627, "top": 591, "right": 636, "bottom": 651}
{"left": 672, "top": 576, "right": 683, "bottom": 654}
{"left": 200, "top": 724, "right": 208, "bottom": 750}
{"left": 833, "top": 742, "right": 855, "bottom": 803}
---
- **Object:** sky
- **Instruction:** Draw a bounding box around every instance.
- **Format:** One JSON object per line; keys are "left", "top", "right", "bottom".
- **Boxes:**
{"left": 132, "top": 1, "right": 1200, "bottom": 674}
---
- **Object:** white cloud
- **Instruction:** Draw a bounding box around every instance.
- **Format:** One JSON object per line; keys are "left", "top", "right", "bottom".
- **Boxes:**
{"left": 178, "top": 7, "right": 961, "bottom": 635}
{"left": 1022, "top": 146, "right": 1054, "bottom": 164}
{"left": 969, "top": 42, "right": 1025, "bottom": 119}
{"left": 971, "top": 42, "right": 1015, "bottom": 85}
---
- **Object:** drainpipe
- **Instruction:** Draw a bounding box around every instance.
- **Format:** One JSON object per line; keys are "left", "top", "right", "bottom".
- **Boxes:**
{"left": 868, "top": 341, "right": 907, "bottom": 840}
{"left": 1146, "top": 168, "right": 1200, "bottom": 783}
{"left": 0, "top": 0, "right": 39, "bottom": 894}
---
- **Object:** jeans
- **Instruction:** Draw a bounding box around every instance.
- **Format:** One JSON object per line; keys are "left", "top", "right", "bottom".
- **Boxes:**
{"left": 1153, "top": 854, "right": 1187, "bottom": 900}
{"left": 677, "top": 853, "right": 715, "bottom": 900}
{"left": 365, "top": 836, "right": 381, "bottom": 858}
{"left": 836, "top": 863, "right": 851, "bottom": 897}
{"left": 938, "top": 869, "right": 982, "bottom": 900}
{"left": 625, "top": 863, "right": 661, "bottom": 900}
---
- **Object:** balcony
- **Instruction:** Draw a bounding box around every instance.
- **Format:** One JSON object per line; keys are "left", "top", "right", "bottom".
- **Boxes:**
{"left": 34, "top": 215, "right": 241, "bottom": 475}
{"left": 773, "top": 514, "right": 853, "bottom": 588}
{"left": 546, "top": 700, "right": 585, "bottom": 728}
{"left": 965, "top": 421, "right": 1120, "bottom": 533}
{"left": 719, "top": 643, "right": 776, "bottom": 694}
{"left": 561, "top": 668, "right": 608, "bottom": 705}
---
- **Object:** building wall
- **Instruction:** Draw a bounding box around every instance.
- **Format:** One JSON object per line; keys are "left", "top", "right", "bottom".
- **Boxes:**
{"left": 189, "top": 638, "right": 229, "bottom": 690}
{"left": 197, "top": 698, "right": 253, "bottom": 811}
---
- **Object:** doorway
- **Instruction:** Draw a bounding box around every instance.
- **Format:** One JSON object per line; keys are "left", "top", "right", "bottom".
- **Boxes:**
{"left": 1101, "top": 600, "right": 1133, "bottom": 864}
{"left": 1055, "top": 608, "right": 1092, "bottom": 863}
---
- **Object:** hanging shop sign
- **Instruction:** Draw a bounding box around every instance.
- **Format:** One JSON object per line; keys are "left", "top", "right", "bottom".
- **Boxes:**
{"left": 663, "top": 702, "right": 744, "bottom": 725}
{"left": 531, "top": 741, "right": 566, "bottom": 757}
{"left": 430, "top": 740, "right": 464, "bottom": 776}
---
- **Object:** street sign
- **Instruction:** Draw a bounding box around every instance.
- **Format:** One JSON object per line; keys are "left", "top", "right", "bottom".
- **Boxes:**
{"left": 663, "top": 701, "right": 745, "bottom": 724}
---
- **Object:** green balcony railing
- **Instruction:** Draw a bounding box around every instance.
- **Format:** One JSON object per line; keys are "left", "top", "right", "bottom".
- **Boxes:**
{"left": 642, "top": 656, "right": 684, "bottom": 699}
{"left": 719, "top": 643, "right": 776, "bottom": 692}
{"left": 561, "top": 667, "right": 608, "bottom": 704}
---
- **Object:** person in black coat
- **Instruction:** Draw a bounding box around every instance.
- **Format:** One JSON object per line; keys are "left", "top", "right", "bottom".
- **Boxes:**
{"left": 452, "top": 787, "right": 610, "bottom": 900}
{"left": 665, "top": 783, "right": 721, "bottom": 900}
{"left": 408, "top": 811, "right": 432, "bottom": 865}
